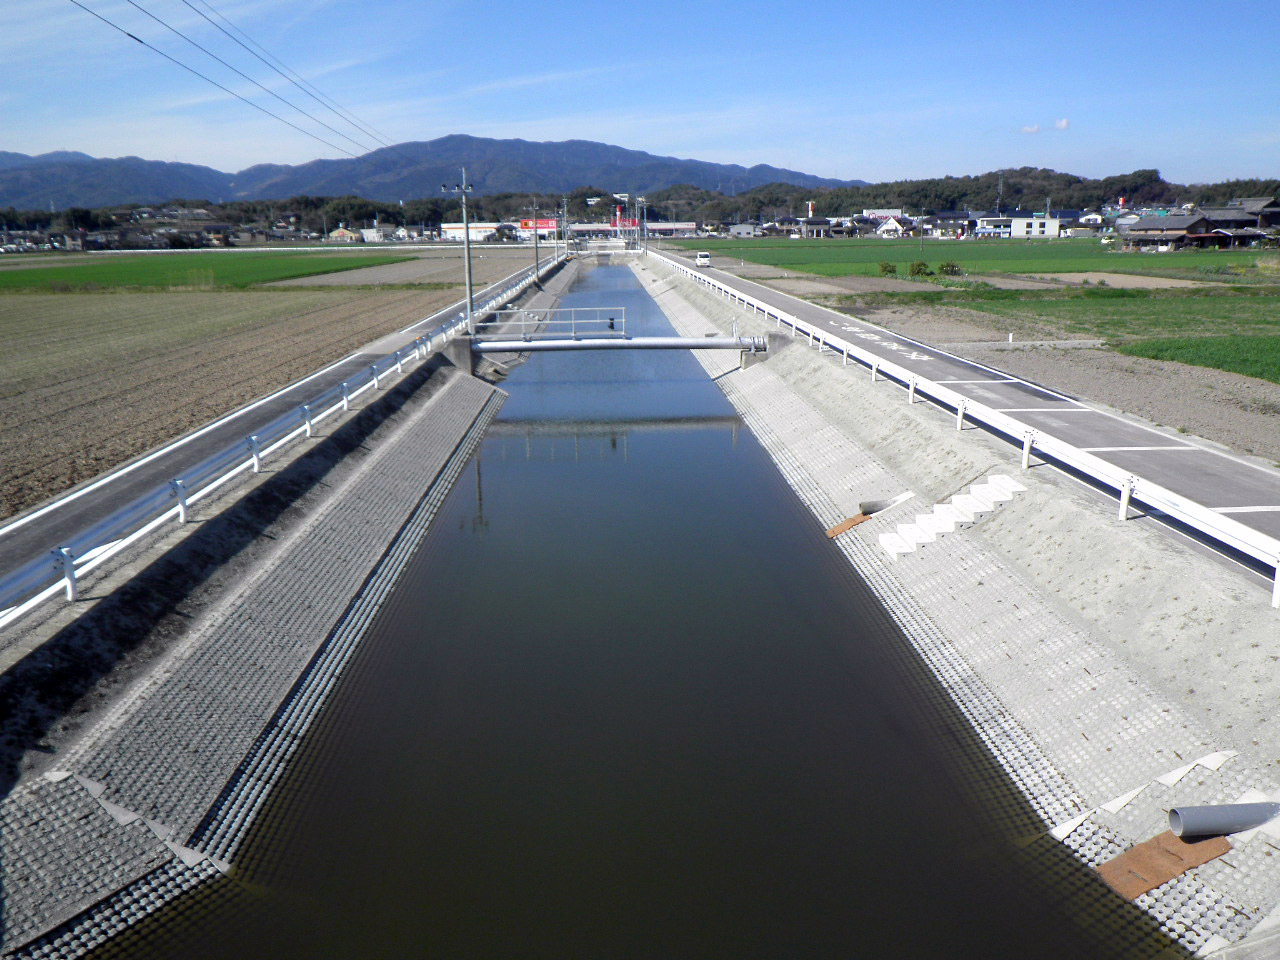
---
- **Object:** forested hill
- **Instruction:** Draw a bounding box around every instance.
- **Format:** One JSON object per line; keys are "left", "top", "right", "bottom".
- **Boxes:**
{"left": 669, "top": 169, "right": 1280, "bottom": 222}
{"left": 0, "top": 134, "right": 860, "bottom": 211}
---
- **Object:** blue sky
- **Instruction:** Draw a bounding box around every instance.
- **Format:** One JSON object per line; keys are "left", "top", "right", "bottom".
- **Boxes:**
{"left": 6, "top": 0, "right": 1278, "bottom": 184}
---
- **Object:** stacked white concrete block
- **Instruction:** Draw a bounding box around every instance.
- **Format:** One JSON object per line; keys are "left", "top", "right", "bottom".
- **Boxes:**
{"left": 879, "top": 474, "right": 1025, "bottom": 559}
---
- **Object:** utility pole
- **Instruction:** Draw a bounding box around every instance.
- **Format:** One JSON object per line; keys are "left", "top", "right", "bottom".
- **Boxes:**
{"left": 442, "top": 168, "right": 475, "bottom": 335}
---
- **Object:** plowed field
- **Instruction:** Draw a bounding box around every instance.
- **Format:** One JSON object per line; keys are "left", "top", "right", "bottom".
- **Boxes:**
{"left": 0, "top": 287, "right": 462, "bottom": 519}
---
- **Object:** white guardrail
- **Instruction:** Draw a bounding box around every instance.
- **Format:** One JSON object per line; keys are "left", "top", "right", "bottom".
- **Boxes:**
{"left": 648, "top": 249, "right": 1280, "bottom": 608}
{"left": 0, "top": 255, "right": 567, "bottom": 630}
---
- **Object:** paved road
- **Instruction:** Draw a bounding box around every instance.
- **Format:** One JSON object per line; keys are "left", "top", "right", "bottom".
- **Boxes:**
{"left": 0, "top": 266, "right": 545, "bottom": 608}
{"left": 671, "top": 249, "right": 1280, "bottom": 560}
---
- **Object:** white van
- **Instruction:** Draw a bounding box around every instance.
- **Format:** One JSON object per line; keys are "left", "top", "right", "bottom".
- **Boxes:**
{"left": 694, "top": 252, "right": 711, "bottom": 267}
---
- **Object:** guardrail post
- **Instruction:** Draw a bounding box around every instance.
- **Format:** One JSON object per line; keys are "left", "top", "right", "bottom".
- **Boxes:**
{"left": 1273, "top": 562, "right": 1279, "bottom": 609}
{"left": 1118, "top": 476, "right": 1137, "bottom": 521}
{"left": 301, "top": 404, "right": 313, "bottom": 438}
{"left": 170, "top": 479, "right": 189, "bottom": 523}
{"left": 955, "top": 399, "right": 968, "bottom": 430}
{"left": 248, "top": 435, "right": 262, "bottom": 473}
{"left": 1021, "top": 430, "right": 1037, "bottom": 471}
{"left": 370, "top": 364, "right": 380, "bottom": 389}
{"left": 341, "top": 381, "right": 350, "bottom": 411}
{"left": 908, "top": 377, "right": 917, "bottom": 404}
{"left": 871, "top": 361, "right": 880, "bottom": 382}
{"left": 54, "top": 547, "right": 77, "bottom": 601}
{"left": 842, "top": 346, "right": 849, "bottom": 367}
{"left": 394, "top": 350, "right": 403, "bottom": 373}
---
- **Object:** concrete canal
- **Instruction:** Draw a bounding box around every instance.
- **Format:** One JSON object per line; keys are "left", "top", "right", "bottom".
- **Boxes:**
{"left": 95, "top": 263, "right": 1176, "bottom": 958}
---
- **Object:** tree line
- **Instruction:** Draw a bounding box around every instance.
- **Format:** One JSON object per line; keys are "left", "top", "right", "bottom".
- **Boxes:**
{"left": 5, "top": 169, "right": 1277, "bottom": 234}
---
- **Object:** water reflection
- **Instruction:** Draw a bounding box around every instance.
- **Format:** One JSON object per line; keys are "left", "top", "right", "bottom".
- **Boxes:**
{"left": 89, "top": 264, "right": 1185, "bottom": 960}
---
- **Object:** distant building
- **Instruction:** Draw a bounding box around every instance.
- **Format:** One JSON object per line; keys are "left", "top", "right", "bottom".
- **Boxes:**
{"left": 875, "top": 216, "right": 912, "bottom": 237}
{"left": 440, "top": 222, "right": 500, "bottom": 242}
{"left": 1010, "top": 216, "right": 1063, "bottom": 239}
{"left": 1122, "top": 214, "right": 1215, "bottom": 249}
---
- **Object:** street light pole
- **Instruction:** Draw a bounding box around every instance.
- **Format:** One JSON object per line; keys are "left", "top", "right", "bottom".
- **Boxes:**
{"left": 442, "top": 168, "right": 475, "bottom": 334}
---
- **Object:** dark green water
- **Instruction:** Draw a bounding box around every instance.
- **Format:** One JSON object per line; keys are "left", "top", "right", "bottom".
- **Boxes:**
{"left": 97, "top": 264, "right": 1177, "bottom": 959}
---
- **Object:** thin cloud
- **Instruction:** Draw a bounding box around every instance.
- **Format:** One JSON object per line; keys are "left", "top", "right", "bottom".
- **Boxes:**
{"left": 1055, "top": 118, "right": 1070, "bottom": 130}
{"left": 462, "top": 66, "right": 623, "bottom": 97}
{"left": 1020, "top": 124, "right": 1041, "bottom": 134}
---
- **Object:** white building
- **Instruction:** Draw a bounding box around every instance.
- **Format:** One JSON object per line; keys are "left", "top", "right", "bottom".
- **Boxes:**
{"left": 1010, "top": 217, "right": 1063, "bottom": 239}
{"left": 876, "top": 217, "right": 912, "bottom": 237}
{"left": 440, "top": 222, "right": 501, "bottom": 242}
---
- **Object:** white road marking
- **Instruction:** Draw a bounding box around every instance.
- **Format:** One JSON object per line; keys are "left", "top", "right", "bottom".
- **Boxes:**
{"left": 1082, "top": 446, "right": 1197, "bottom": 452}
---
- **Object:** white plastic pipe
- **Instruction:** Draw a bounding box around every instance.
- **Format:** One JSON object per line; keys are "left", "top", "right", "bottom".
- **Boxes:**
{"left": 1169, "top": 802, "right": 1280, "bottom": 838}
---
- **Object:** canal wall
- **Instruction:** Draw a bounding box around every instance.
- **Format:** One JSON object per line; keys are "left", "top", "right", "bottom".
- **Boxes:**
{"left": 0, "top": 366, "right": 506, "bottom": 957}
{"left": 633, "top": 255, "right": 1280, "bottom": 958}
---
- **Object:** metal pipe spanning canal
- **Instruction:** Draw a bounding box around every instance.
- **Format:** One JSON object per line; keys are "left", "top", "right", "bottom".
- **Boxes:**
{"left": 110, "top": 263, "right": 1179, "bottom": 959}
{"left": 472, "top": 335, "right": 767, "bottom": 352}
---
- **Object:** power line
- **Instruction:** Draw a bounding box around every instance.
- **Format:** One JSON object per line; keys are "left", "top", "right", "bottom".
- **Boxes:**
{"left": 119, "top": 0, "right": 377, "bottom": 155}
{"left": 189, "top": 0, "right": 397, "bottom": 150}
{"left": 67, "top": 0, "right": 362, "bottom": 159}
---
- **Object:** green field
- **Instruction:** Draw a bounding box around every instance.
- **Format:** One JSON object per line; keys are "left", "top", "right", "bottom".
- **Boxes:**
{"left": 669, "top": 237, "right": 1266, "bottom": 278}
{"left": 0, "top": 251, "right": 414, "bottom": 291}
{"left": 1115, "top": 335, "right": 1280, "bottom": 386}
{"left": 924, "top": 288, "right": 1280, "bottom": 340}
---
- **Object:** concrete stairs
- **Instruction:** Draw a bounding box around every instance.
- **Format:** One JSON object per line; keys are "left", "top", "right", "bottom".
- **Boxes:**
{"left": 878, "top": 474, "right": 1025, "bottom": 559}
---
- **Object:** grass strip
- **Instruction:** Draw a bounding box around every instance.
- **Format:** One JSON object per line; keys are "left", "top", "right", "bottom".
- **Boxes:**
{"left": 1115, "top": 335, "right": 1280, "bottom": 385}
{"left": 0, "top": 252, "right": 416, "bottom": 291}
{"left": 670, "top": 237, "right": 1268, "bottom": 278}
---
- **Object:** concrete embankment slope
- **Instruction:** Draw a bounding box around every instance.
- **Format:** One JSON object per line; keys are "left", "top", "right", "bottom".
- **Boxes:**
{"left": 0, "top": 367, "right": 504, "bottom": 957}
{"left": 632, "top": 256, "right": 1280, "bottom": 959}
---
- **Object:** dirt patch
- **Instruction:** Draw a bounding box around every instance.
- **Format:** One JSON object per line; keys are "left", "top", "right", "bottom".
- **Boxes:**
{"left": 966, "top": 274, "right": 1065, "bottom": 289}
{"left": 0, "top": 288, "right": 463, "bottom": 520}
{"left": 719, "top": 262, "right": 936, "bottom": 293}
{"left": 1028, "top": 272, "right": 1219, "bottom": 289}
{"left": 844, "top": 302, "right": 1072, "bottom": 344}
{"left": 268, "top": 246, "right": 537, "bottom": 287}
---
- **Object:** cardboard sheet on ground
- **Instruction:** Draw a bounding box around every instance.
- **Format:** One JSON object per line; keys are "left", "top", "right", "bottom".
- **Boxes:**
{"left": 826, "top": 514, "right": 869, "bottom": 538}
{"left": 1097, "top": 830, "right": 1230, "bottom": 900}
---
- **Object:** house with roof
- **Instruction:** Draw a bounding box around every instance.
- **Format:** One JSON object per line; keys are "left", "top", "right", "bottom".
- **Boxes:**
{"left": 1122, "top": 214, "right": 1217, "bottom": 249}
{"left": 801, "top": 217, "right": 833, "bottom": 237}
{"left": 876, "top": 217, "right": 912, "bottom": 238}
{"left": 1223, "top": 197, "right": 1280, "bottom": 229}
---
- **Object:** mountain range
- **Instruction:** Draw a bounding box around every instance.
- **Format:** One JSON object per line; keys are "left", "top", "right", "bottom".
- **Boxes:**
{"left": 0, "top": 135, "right": 865, "bottom": 211}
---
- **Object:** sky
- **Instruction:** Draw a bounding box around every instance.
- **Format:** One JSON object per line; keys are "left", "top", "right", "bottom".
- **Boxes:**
{"left": 5, "top": 0, "right": 1279, "bottom": 185}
